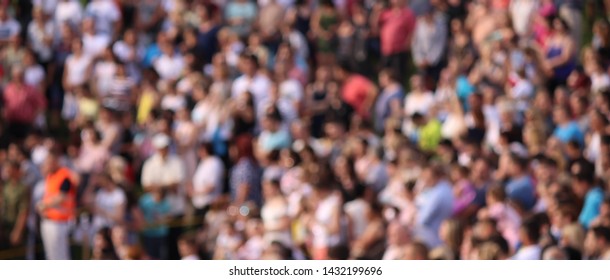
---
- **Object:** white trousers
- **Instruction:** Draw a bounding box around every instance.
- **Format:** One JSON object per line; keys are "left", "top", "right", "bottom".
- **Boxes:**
{"left": 41, "top": 219, "right": 72, "bottom": 260}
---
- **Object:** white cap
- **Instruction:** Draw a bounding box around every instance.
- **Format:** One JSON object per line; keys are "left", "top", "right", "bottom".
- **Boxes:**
{"left": 152, "top": 133, "right": 171, "bottom": 149}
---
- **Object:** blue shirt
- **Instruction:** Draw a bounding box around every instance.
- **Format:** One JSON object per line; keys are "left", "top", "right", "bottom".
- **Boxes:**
{"left": 139, "top": 193, "right": 171, "bottom": 237}
{"left": 415, "top": 180, "right": 454, "bottom": 238}
{"left": 506, "top": 176, "right": 536, "bottom": 210}
{"left": 553, "top": 121, "right": 584, "bottom": 145}
{"left": 259, "top": 129, "right": 292, "bottom": 152}
{"left": 456, "top": 75, "right": 475, "bottom": 111}
{"left": 579, "top": 187, "right": 604, "bottom": 228}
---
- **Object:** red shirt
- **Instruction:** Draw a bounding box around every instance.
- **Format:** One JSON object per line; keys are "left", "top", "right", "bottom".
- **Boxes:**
{"left": 3, "top": 82, "right": 46, "bottom": 124}
{"left": 379, "top": 7, "right": 416, "bottom": 56}
{"left": 341, "top": 75, "right": 375, "bottom": 118}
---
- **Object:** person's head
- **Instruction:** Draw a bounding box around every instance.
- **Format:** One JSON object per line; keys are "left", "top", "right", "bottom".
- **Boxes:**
{"left": 262, "top": 110, "right": 283, "bottom": 132}
{"left": 508, "top": 153, "right": 528, "bottom": 177}
{"left": 0, "top": 5, "right": 7, "bottom": 20}
{"left": 585, "top": 226, "right": 610, "bottom": 258}
{"left": 230, "top": 134, "right": 254, "bottom": 161}
{"left": 239, "top": 52, "right": 259, "bottom": 76}
{"left": 439, "top": 219, "right": 464, "bottom": 254}
{"left": 552, "top": 16, "right": 570, "bottom": 35}
{"left": 333, "top": 63, "right": 351, "bottom": 82}
{"left": 153, "top": 186, "right": 169, "bottom": 202}
{"left": 262, "top": 178, "right": 282, "bottom": 200}
{"left": 197, "top": 142, "right": 214, "bottom": 160}
{"left": 410, "top": 75, "right": 425, "bottom": 91}
{"left": 486, "top": 184, "right": 506, "bottom": 206}
{"left": 2, "top": 160, "right": 21, "bottom": 182}
{"left": 403, "top": 241, "right": 429, "bottom": 260}
{"left": 590, "top": 109, "right": 609, "bottom": 132}
{"left": 10, "top": 64, "right": 24, "bottom": 84}
{"left": 420, "top": 163, "right": 445, "bottom": 188}
{"left": 42, "top": 150, "right": 62, "bottom": 176}
{"left": 315, "top": 66, "right": 331, "bottom": 83}
{"left": 519, "top": 216, "right": 542, "bottom": 246}
{"left": 449, "top": 164, "right": 469, "bottom": 183}
{"left": 552, "top": 106, "right": 570, "bottom": 125}
{"left": 560, "top": 223, "right": 585, "bottom": 252}
{"left": 551, "top": 203, "right": 578, "bottom": 229}
{"left": 388, "top": 222, "right": 411, "bottom": 246}
{"left": 71, "top": 38, "right": 83, "bottom": 54}
{"left": 327, "top": 245, "right": 350, "bottom": 260}
{"left": 542, "top": 246, "right": 568, "bottom": 260}
{"left": 152, "top": 133, "right": 171, "bottom": 157}
{"left": 411, "top": 113, "right": 427, "bottom": 127}
{"left": 476, "top": 242, "right": 505, "bottom": 260}
{"left": 379, "top": 68, "right": 399, "bottom": 87}
{"left": 571, "top": 171, "right": 594, "bottom": 198}
{"left": 94, "top": 227, "right": 118, "bottom": 260}
{"left": 178, "top": 232, "right": 199, "bottom": 258}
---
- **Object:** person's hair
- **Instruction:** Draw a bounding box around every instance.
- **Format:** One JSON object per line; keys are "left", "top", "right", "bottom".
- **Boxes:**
{"left": 240, "top": 51, "right": 260, "bottom": 69}
{"left": 405, "top": 241, "right": 429, "bottom": 260}
{"left": 542, "top": 246, "right": 568, "bottom": 260}
{"left": 179, "top": 232, "right": 198, "bottom": 248}
{"left": 553, "top": 16, "right": 571, "bottom": 32}
{"left": 591, "top": 226, "right": 610, "bottom": 244}
{"left": 509, "top": 153, "right": 529, "bottom": 170}
{"left": 233, "top": 134, "right": 254, "bottom": 160}
{"left": 328, "top": 245, "right": 350, "bottom": 260}
{"left": 562, "top": 223, "right": 585, "bottom": 252}
{"left": 477, "top": 242, "right": 503, "bottom": 260}
{"left": 95, "top": 227, "right": 119, "bottom": 260}
{"left": 199, "top": 142, "right": 214, "bottom": 155}
{"left": 521, "top": 216, "right": 542, "bottom": 244}
{"left": 487, "top": 184, "right": 507, "bottom": 202}
{"left": 380, "top": 68, "right": 400, "bottom": 83}
{"left": 442, "top": 219, "right": 464, "bottom": 257}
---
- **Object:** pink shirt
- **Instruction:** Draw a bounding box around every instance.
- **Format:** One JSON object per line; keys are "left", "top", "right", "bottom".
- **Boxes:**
{"left": 3, "top": 82, "right": 46, "bottom": 124}
{"left": 488, "top": 203, "right": 522, "bottom": 250}
{"left": 341, "top": 74, "right": 375, "bottom": 117}
{"left": 379, "top": 8, "right": 416, "bottom": 56}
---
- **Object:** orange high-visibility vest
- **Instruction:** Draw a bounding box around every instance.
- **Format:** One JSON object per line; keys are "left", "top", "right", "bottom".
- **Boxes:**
{"left": 43, "top": 168, "right": 77, "bottom": 222}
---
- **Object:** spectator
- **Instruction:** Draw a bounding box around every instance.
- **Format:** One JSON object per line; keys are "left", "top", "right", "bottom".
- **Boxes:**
{"left": 584, "top": 226, "right": 610, "bottom": 260}
{"left": 0, "top": 160, "right": 29, "bottom": 250}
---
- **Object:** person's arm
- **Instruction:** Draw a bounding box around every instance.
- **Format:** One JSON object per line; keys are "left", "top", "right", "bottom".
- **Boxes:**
{"left": 369, "top": 3, "right": 384, "bottom": 36}
{"left": 389, "top": 97, "right": 402, "bottom": 120}
{"left": 37, "top": 179, "right": 72, "bottom": 212}
{"left": 11, "top": 190, "right": 30, "bottom": 245}
{"left": 361, "top": 84, "right": 379, "bottom": 117}
{"left": 62, "top": 59, "right": 71, "bottom": 92}
{"left": 235, "top": 182, "right": 250, "bottom": 206}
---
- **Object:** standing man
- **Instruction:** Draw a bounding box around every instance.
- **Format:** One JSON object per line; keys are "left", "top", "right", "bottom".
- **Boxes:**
{"left": 371, "top": 0, "right": 416, "bottom": 79}
{"left": 37, "top": 151, "right": 77, "bottom": 260}
{"left": 141, "top": 133, "right": 185, "bottom": 259}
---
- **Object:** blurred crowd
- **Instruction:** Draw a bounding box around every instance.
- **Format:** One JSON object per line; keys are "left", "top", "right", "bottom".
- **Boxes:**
{"left": 2, "top": 0, "right": 610, "bottom": 260}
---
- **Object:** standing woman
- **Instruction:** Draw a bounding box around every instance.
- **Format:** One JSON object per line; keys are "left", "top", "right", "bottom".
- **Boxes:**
{"left": 261, "top": 179, "right": 292, "bottom": 247}
{"left": 544, "top": 17, "right": 576, "bottom": 94}
{"left": 229, "top": 135, "right": 262, "bottom": 208}
{"left": 310, "top": 0, "right": 340, "bottom": 67}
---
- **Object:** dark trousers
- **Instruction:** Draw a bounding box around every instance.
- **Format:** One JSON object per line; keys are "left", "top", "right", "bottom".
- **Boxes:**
{"left": 382, "top": 51, "right": 411, "bottom": 82}
{"left": 142, "top": 235, "right": 167, "bottom": 260}
{"left": 166, "top": 215, "right": 184, "bottom": 260}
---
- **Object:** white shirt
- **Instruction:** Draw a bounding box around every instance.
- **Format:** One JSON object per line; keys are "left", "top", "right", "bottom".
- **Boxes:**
{"left": 181, "top": 255, "right": 199, "bottom": 260}
{"left": 141, "top": 153, "right": 185, "bottom": 188}
{"left": 83, "top": 33, "right": 111, "bottom": 57}
{"left": 154, "top": 53, "right": 185, "bottom": 80}
{"left": 33, "top": 0, "right": 59, "bottom": 15}
{"left": 55, "top": 1, "right": 83, "bottom": 27}
{"left": 278, "top": 79, "right": 304, "bottom": 122}
{"left": 85, "top": 0, "right": 121, "bottom": 36}
{"left": 94, "top": 61, "right": 117, "bottom": 96}
{"left": 65, "top": 54, "right": 93, "bottom": 87}
{"left": 511, "top": 245, "right": 542, "bottom": 260}
{"left": 161, "top": 95, "right": 187, "bottom": 112}
{"left": 113, "top": 41, "right": 141, "bottom": 63}
{"left": 404, "top": 91, "right": 435, "bottom": 117}
{"left": 231, "top": 73, "right": 272, "bottom": 116}
{"left": 141, "top": 153, "right": 186, "bottom": 215}
{"left": 192, "top": 156, "right": 224, "bottom": 209}
{"left": 93, "top": 188, "right": 126, "bottom": 230}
